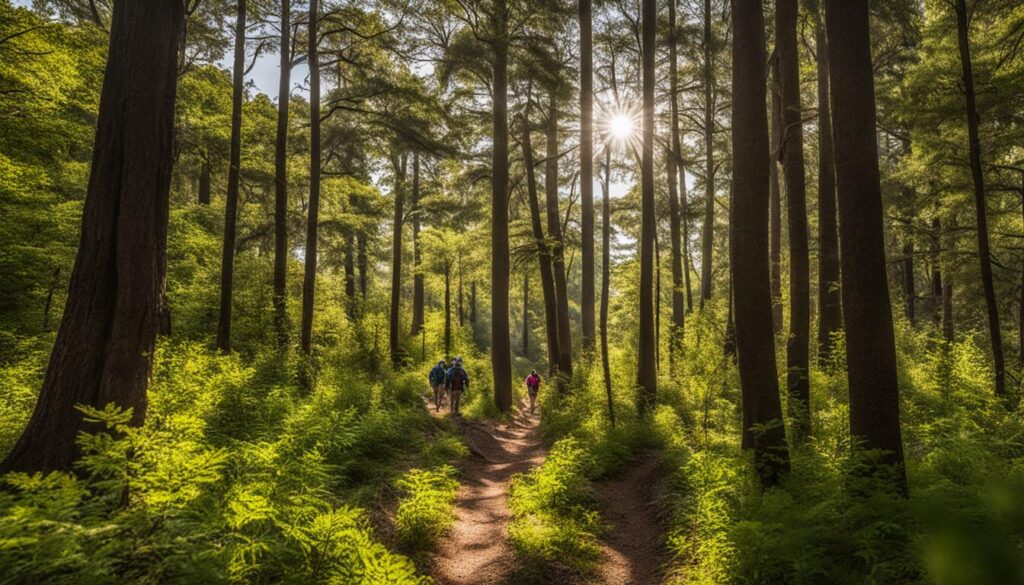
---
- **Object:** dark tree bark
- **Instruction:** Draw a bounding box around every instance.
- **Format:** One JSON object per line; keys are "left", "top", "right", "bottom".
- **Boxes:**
{"left": 579, "top": 0, "right": 595, "bottom": 351}
{"left": 656, "top": 229, "right": 662, "bottom": 370}
{"left": 699, "top": 0, "right": 716, "bottom": 307}
{"left": 777, "top": 0, "right": 810, "bottom": 443}
{"left": 198, "top": 158, "right": 211, "bottom": 205}
{"left": 522, "top": 122, "right": 561, "bottom": 376}
{"left": 826, "top": 0, "right": 906, "bottom": 488}
{"left": 546, "top": 94, "right": 573, "bottom": 376}
{"left": 300, "top": 0, "right": 320, "bottom": 355}
{"left": 731, "top": 0, "right": 789, "bottom": 487}
{"left": 769, "top": 52, "right": 783, "bottom": 334}
{"left": 637, "top": 0, "right": 657, "bottom": 414}
{"left": 215, "top": 0, "right": 246, "bottom": 353}
{"left": 273, "top": 0, "right": 291, "bottom": 348}
{"left": 389, "top": 154, "right": 407, "bottom": 366}
{"left": 1019, "top": 173, "right": 1024, "bottom": 370}
{"left": 491, "top": 0, "right": 513, "bottom": 412}
{"left": 667, "top": 0, "right": 685, "bottom": 366}
{"left": 601, "top": 148, "right": 615, "bottom": 426}
{"left": 954, "top": 0, "right": 1005, "bottom": 396}
{"left": 812, "top": 0, "right": 842, "bottom": 362}
{"left": 522, "top": 270, "right": 529, "bottom": 356}
{"left": 902, "top": 225, "right": 916, "bottom": 326}
{"left": 411, "top": 151, "right": 424, "bottom": 336}
{"left": 1, "top": 0, "right": 183, "bottom": 473}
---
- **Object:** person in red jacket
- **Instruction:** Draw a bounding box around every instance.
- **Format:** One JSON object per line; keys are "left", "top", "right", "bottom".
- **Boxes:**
{"left": 525, "top": 370, "right": 541, "bottom": 414}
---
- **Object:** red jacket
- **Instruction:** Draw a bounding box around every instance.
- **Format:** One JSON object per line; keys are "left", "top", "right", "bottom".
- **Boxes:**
{"left": 526, "top": 374, "right": 541, "bottom": 389}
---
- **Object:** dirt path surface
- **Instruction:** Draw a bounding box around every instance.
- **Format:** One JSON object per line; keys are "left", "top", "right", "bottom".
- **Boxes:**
{"left": 595, "top": 454, "right": 665, "bottom": 585}
{"left": 429, "top": 400, "right": 545, "bottom": 585}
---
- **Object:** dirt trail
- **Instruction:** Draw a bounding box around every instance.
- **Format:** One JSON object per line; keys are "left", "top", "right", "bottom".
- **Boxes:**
{"left": 595, "top": 454, "right": 665, "bottom": 585}
{"left": 429, "top": 400, "right": 545, "bottom": 585}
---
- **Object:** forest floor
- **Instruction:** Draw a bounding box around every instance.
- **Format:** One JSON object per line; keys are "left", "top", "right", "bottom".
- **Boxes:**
{"left": 426, "top": 397, "right": 666, "bottom": 585}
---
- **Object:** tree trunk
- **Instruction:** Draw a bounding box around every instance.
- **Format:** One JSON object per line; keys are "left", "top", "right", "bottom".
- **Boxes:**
{"left": 777, "top": 0, "right": 810, "bottom": 443}
{"left": 522, "top": 270, "right": 529, "bottom": 356}
{"left": 389, "top": 154, "right": 407, "bottom": 367}
{"left": 470, "top": 280, "right": 477, "bottom": 326}
{"left": 445, "top": 265, "right": 452, "bottom": 356}
{"left": 825, "top": 0, "right": 906, "bottom": 489}
{"left": 813, "top": 0, "right": 842, "bottom": 362}
{"left": 198, "top": 158, "right": 211, "bottom": 205}
{"left": 667, "top": 0, "right": 685, "bottom": 366}
{"left": 943, "top": 214, "right": 956, "bottom": 342}
{"left": 491, "top": 1, "right": 513, "bottom": 412}
{"left": 656, "top": 229, "right": 662, "bottom": 371}
{"left": 1019, "top": 173, "right": 1024, "bottom": 370}
{"left": 731, "top": 0, "right": 789, "bottom": 488}
{"left": 769, "top": 52, "right": 783, "bottom": 333}
{"left": 300, "top": 0, "right": 321, "bottom": 356}
{"left": 546, "top": 94, "right": 573, "bottom": 376}
{"left": 344, "top": 231, "right": 356, "bottom": 318}
{"left": 902, "top": 230, "right": 915, "bottom": 325}
{"left": 411, "top": 151, "right": 424, "bottom": 336}
{"left": 699, "top": 0, "right": 716, "bottom": 307}
{"left": 954, "top": 0, "right": 1004, "bottom": 396}
{"left": 522, "top": 122, "right": 561, "bottom": 376}
{"left": 215, "top": 0, "right": 246, "bottom": 353}
{"left": 931, "top": 216, "right": 942, "bottom": 328}
{"left": 601, "top": 148, "right": 615, "bottom": 426}
{"left": 579, "top": 0, "right": 595, "bottom": 351}
{"left": 1, "top": 0, "right": 183, "bottom": 473}
{"left": 458, "top": 260, "right": 465, "bottom": 326}
{"left": 637, "top": 0, "right": 657, "bottom": 415}
{"left": 273, "top": 0, "right": 291, "bottom": 348}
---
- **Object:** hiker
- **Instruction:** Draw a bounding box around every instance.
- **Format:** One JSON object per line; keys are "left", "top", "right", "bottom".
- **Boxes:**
{"left": 525, "top": 370, "right": 541, "bottom": 413}
{"left": 445, "top": 357, "right": 470, "bottom": 415}
{"left": 429, "top": 359, "right": 448, "bottom": 412}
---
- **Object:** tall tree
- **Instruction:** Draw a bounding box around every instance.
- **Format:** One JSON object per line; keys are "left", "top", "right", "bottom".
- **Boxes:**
{"left": 1, "top": 0, "right": 184, "bottom": 473}
{"left": 579, "top": 0, "right": 595, "bottom": 351}
{"left": 546, "top": 92, "right": 573, "bottom": 376}
{"left": 731, "top": 0, "right": 789, "bottom": 487}
{"left": 273, "top": 0, "right": 292, "bottom": 348}
{"left": 667, "top": 0, "right": 685, "bottom": 364}
{"left": 300, "top": 0, "right": 321, "bottom": 355}
{"left": 215, "top": 0, "right": 246, "bottom": 352}
{"left": 826, "top": 0, "right": 906, "bottom": 488}
{"left": 953, "top": 0, "right": 1005, "bottom": 396}
{"left": 410, "top": 151, "right": 425, "bottom": 336}
{"left": 777, "top": 0, "right": 810, "bottom": 442}
{"left": 769, "top": 53, "right": 783, "bottom": 333}
{"left": 699, "top": 0, "right": 716, "bottom": 307}
{"left": 491, "top": 0, "right": 513, "bottom": 412}
{"left": 601, "top": 148, "right": 615, "bottom": 426}
{"left": 389, "top": 153, "right": 407, "bottom": 366}
{"left": 637, "top": 0, "right": 657, "bottom": 414}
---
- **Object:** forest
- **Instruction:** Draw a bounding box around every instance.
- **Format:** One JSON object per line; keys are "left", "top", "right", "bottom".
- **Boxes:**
{"left": 0, "top": 0, "right": 1023, "bottom": 582}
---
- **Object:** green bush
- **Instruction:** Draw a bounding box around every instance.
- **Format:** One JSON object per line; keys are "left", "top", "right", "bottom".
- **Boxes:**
{"left": 394, "top": 465, "right": 460, "bottom": 549}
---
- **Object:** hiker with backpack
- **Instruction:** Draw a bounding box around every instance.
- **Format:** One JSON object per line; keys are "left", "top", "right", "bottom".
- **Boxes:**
{"left": 525, "top": 370, "right": 541, "bottom": 414}
{"left": 429, "top": 359, "right": 448, "bottom": 412}
{"left": 445, "top": 357, "right": 470, "bottom": 415}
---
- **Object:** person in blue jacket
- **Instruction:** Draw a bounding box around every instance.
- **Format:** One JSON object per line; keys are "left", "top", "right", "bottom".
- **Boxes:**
{"left": 429, "top": 360, "right": 448, "bottom": 412}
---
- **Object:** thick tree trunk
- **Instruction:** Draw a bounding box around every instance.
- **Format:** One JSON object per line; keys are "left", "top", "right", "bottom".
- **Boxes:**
{"left": 954, "top": 0, "right": 1005, "bottom": 396}
{"left": 731, "top": 0, "right": 789, "bottom": 488}
{"left": 273, "top": 0, "right": 291, "bottom": 348}
{"left": 777, "top": 0, "right": 810, "bottom": 443}
{"left": 198, "top": 158, "right": 211, "bottom": 205}
{"left": 699, "top": 0, "right": 715, "bottom": 307}
{"left": 601, "top": 149, "right": 615, "bottom": 426}
{"left": 389, "top": 154, "right": 407, "bottom": 367}
{"left": 546, "top": 95, "right": 573, "bottom": 376}
{"left": 215, "top": 0, "right": 246, "bottom": 353}
{"left": 491, "top": 2, "right": 513, "bottom": 412}
{"left": 826, "top": 0, "right": 906, "bottom": 489}
{"left": 813, "top": 0, "right": 842, "bottom": 362}
{"left": 522, "top": 123, "right": 561, "bottom": 376}
{"left": 637, "top": 0, "right": 657, "bottom": 414}
{"left": 769, "top": 53, "right": 783, "bottom": 333}
{"left": 579, "top": 0, "right": 595, "bottom": 351}
{"left": 667, "top": 0, "right": 685, "bottom": 366}
{"left": 300, "top": 0, "right": 320, "bottom": 355}
{"left": 1, "top": 0, "right": 183, "bottom": 473}
{"left": 411, "top": 151, "right": 424, "bottom": 336}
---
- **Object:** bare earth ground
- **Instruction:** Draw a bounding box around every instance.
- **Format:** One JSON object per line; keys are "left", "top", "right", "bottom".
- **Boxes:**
{"left": 595, "top": 453, "right": 665, "bottom": 585}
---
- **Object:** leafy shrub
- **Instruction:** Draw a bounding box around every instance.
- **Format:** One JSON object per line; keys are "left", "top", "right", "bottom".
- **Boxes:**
{"left": 394, "top": 465, "right": 459, "bottom": 549}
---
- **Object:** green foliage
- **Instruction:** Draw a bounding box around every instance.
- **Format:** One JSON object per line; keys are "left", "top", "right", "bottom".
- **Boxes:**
{"left": 394, "top": 466, "right": 460, "bottom": 549}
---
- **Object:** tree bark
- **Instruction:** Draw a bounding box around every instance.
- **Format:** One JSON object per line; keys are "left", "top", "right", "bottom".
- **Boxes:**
{"left": 522, "top": 270, "right": 529, "bottom": 356}
{"left": 943, "top": 214, "right": 956, "bottom": 342}
{"left": 344, "top": 231, "right": 356, "bottom": 318}
{"left": 273, "top": 0, "right": 291, "bottom": 348}
{"left": 601, "top": 148, "right": 615, "bottom": 426}
{"left": 1, "top": 0, "right": 183, "bottom": 473}
{"left": 522, "top": 122, "right": 561, "bottom": 376}
{"left": 769, "top": 52, "right": 783, "bottom": 333}
{"left": 411, "top": 151, "right": 424, "bottom": 336}
{"left": 215, "top": 0, "right": 246, "bottom": 353}
{"left": 813, "top": 0, "right": 842, "bottom": 362}
{"left": 389, "top": 154, "right": 407, "bottom": 366}
{"left": 777, "top": 0, "right": 810, "bottom": 443}
{"left": 931, "top": 216, "right": 942, "bottom": 328}
{"left": 198, "top": 158, "right": 211, "bottom": 205}
{"left": 731, "top": 0, "right": 789, "bottom": 488}
{"left": 825, "top": 0, "right": 906, "bottom": 488}
{"left": 699, "top": 0, "right": 716, "bottom": 307}
{"left": 667, "top": 0, "right": 685, "bottom": 366}
{"left": 491, "top": 0, "right": 513, "bottom": 412}
{"left": 546, "top": 94, "right": 573, "bottom": 376}
{"left": 445, "top": 264, "right": 452, "bottom": 356}
{"left": 637, "top": 0, "right": 657, "bottom": 414}
{"left": 954, "top": 0, "right": 1005, "bottom": 396}
{"left": 579, "top": 0, "right": 595, "bottom": 351}
{"left": 300, "top": 0, "right": 320, "bottom": 355}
